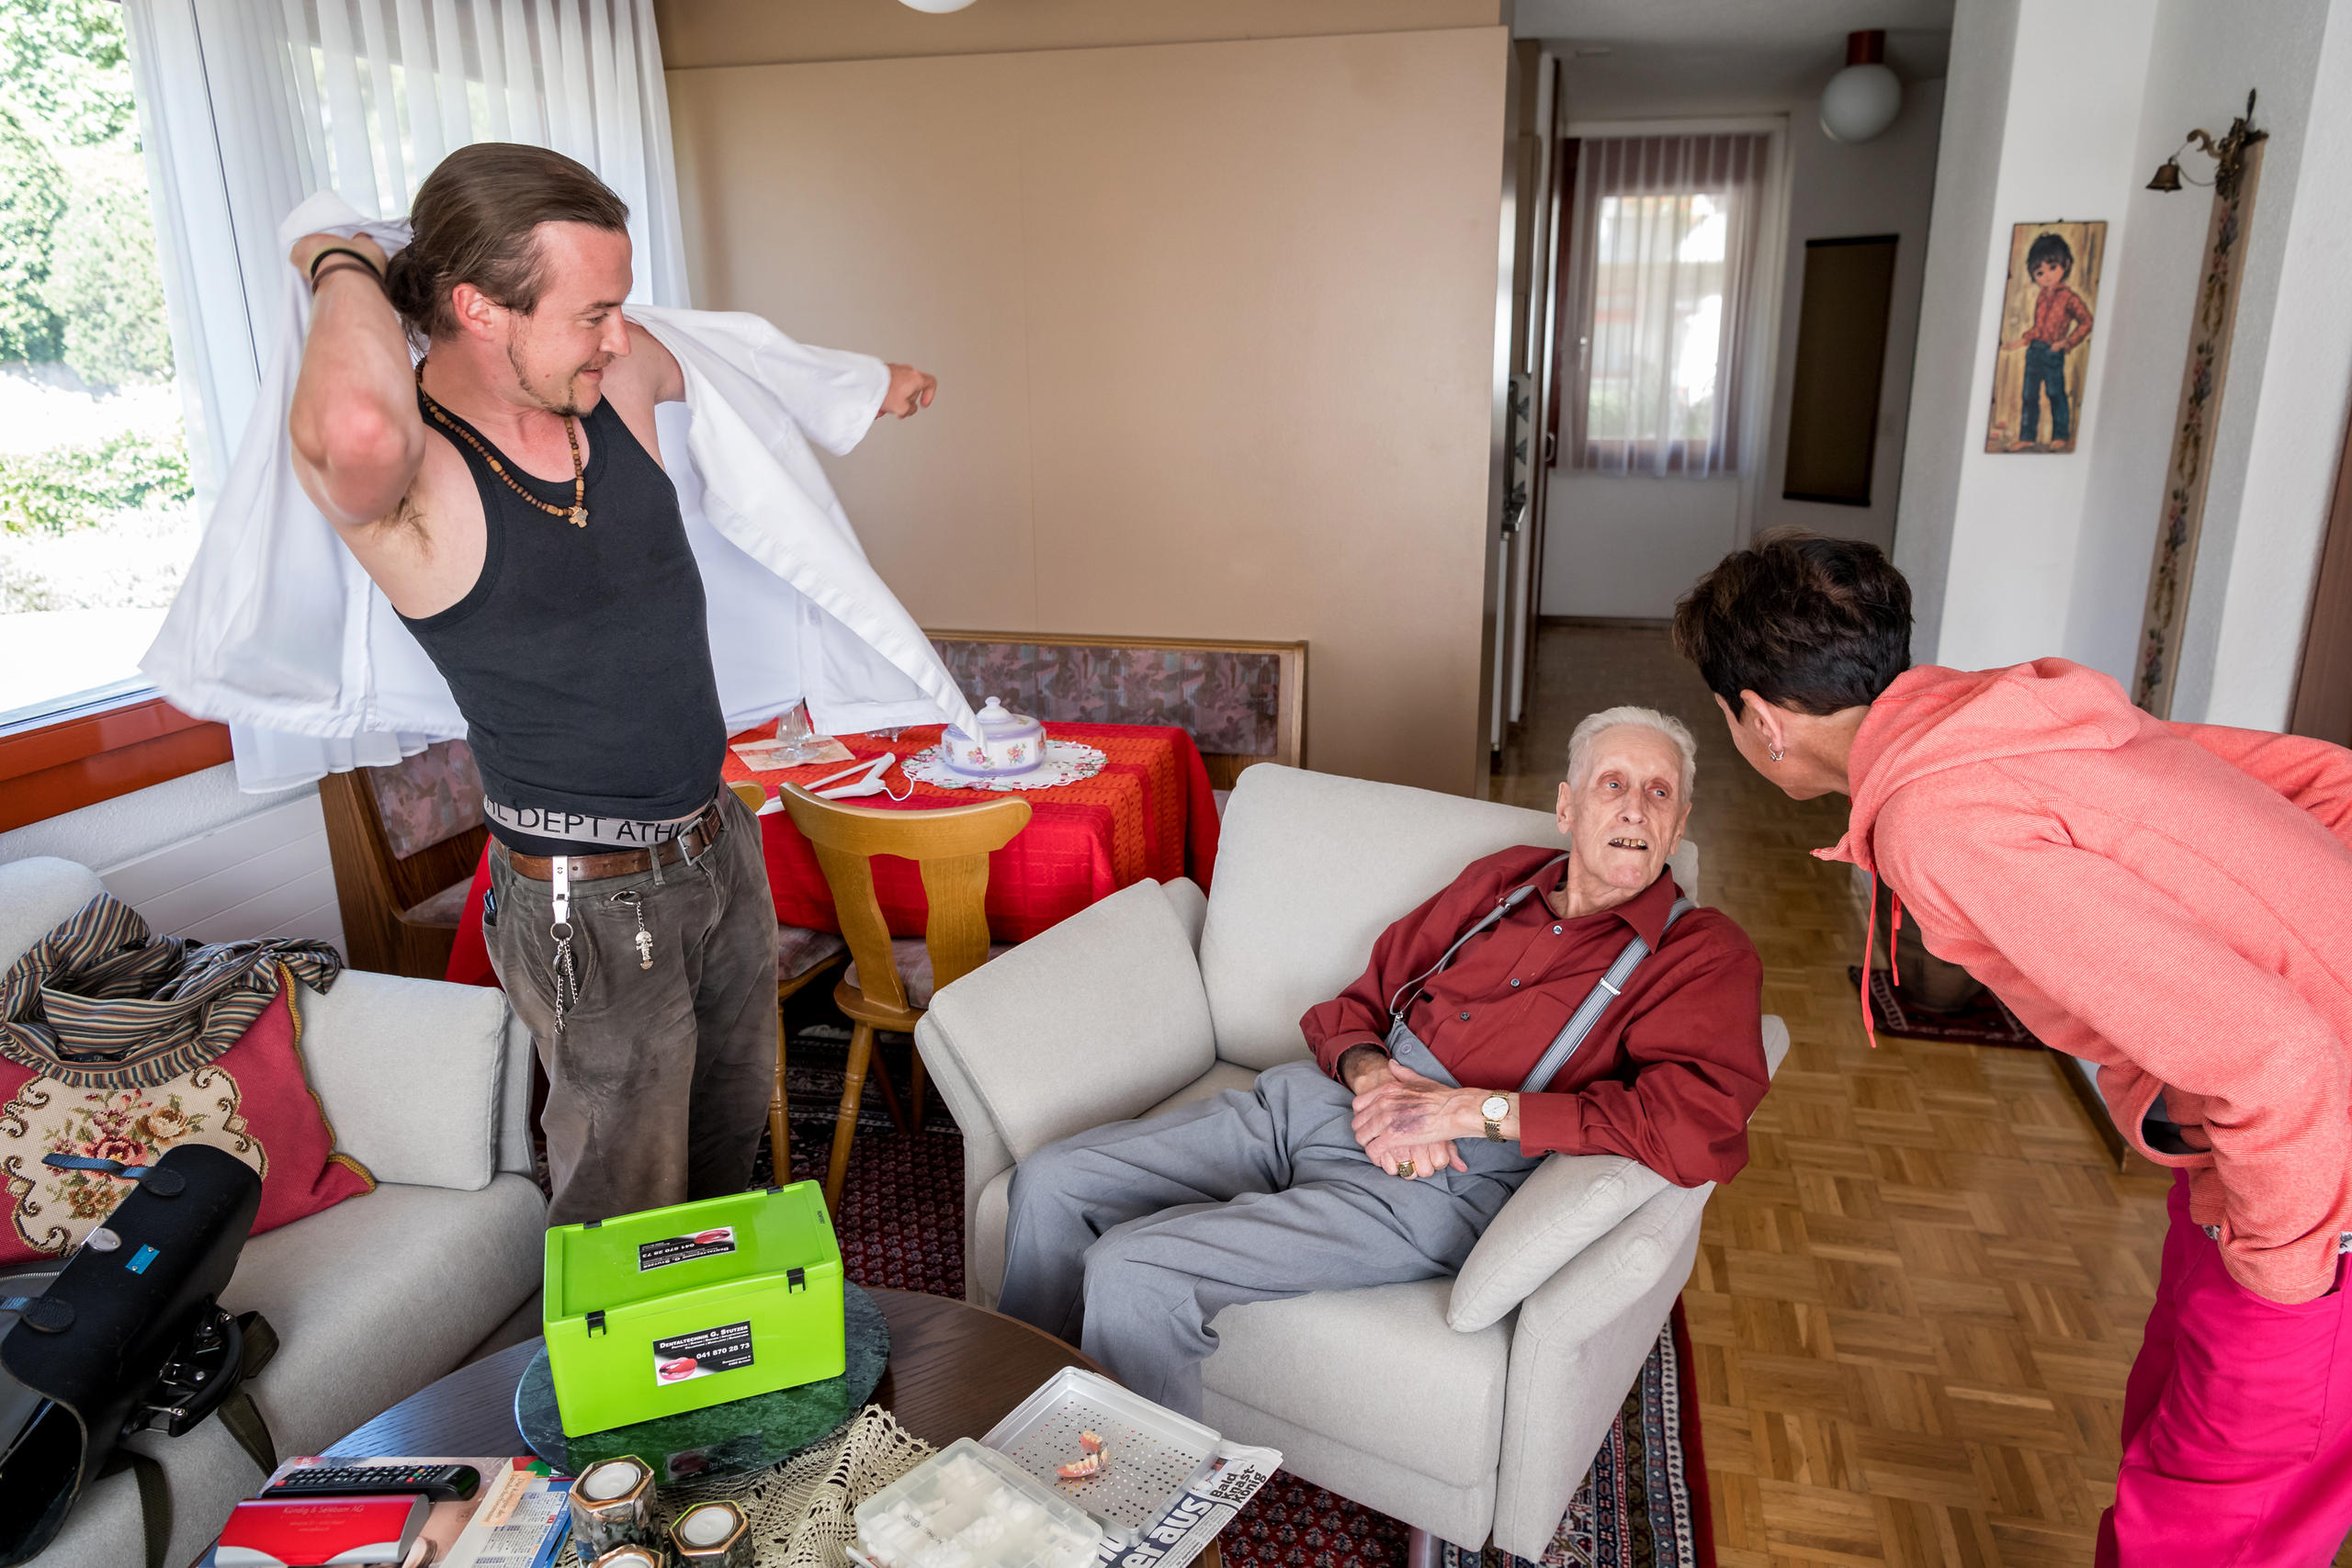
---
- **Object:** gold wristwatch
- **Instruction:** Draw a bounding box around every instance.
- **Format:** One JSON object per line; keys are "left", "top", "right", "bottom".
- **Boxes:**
{"left": 1480, "top": 1093, "right": 1511, "bottom": 1142}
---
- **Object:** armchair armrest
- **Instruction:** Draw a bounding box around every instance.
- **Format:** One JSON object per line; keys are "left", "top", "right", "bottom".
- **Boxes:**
{"left": 1448, "top": 1153, "right": 1670, "bottom": 1332}
{"left": 918, "top": 879, "right": 1217, "bottom": 1255}
{"left": 1490, "top": 1182, "right": 1712, "bottom": 1560}
{"left": 295, "top": 972, "right": 514, "bottom": 1191}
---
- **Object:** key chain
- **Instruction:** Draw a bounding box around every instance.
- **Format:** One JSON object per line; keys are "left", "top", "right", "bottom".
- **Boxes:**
{"left": 610, "top": 888, "right": 655, "bottom": 969}
{"left": 549, "top": 855, "right": 581, "bottom": 1033}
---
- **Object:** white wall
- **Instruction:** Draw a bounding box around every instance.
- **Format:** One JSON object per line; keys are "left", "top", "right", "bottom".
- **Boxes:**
{"left": 0, "top": 764, "right": 345, "bottom": 952}
{"left": 1900, "top": 0, "right": 2352, "bottom": 721}
{"left": 1926, "top": 0, "right": 2159, "bottom": 675}
{"left": 1541, "top": 473, "right": 1742, "bottom": 616}
{"left": 1894, "top": 0, "right": 2019, "bottom": 656}
{"left": 1753, "top": 79, "right": 1947, "bottom": 553}
{"left": 2156, "top": 0, "right": 2352, "bottom": 726}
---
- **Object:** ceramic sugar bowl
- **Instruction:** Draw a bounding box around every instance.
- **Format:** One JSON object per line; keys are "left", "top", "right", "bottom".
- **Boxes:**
{"left": 943, "top": 696, "right": 1046, "bottom": 779}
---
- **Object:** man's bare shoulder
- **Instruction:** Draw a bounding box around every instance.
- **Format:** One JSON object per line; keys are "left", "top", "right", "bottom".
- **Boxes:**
{"left": 612, "top": 318, "right": 685, "bottom": 404}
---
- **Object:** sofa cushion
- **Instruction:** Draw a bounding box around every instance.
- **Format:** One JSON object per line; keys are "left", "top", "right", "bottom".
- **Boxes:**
{"left": 1447, "top": 1154, "right": 1670, "bottom": 1333}
{"left": 223, "top": 1173, "right": 546, "bottom": 1455}
{"left": 1201, "top": 769, "right": 1700, "bottom": 1071}
{"left": 922, "top": 880, "right": 1216, "bottom": 1163}
{"left": 0, "top": 858, "right": 106, "bottom": 975}
{"left": 0, "top": 987, "right": 376, "bottom": 1266}
{"left": 295, "top": 971, "right": 511, "bottom": 1190}
{"left": 1203, "top": 1278, "right": 1509, "bottom": 1488}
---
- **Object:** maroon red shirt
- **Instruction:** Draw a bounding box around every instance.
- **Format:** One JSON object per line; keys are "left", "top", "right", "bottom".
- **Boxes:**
{"left": 1300, "top": 846, "right": 1768, "bottom": 1187}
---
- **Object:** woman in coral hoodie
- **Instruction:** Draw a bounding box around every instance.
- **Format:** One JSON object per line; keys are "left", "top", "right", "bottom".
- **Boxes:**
{"left": 1675, "top": 530, "right": 2352, "bottom": 1567}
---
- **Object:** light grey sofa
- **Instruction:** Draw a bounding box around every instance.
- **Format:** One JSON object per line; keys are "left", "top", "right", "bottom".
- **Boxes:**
{"left": 914, "top": 765, "right": 1789, "bottom": 1556}
{"left": 0, "top": 856, "right": 545, "bottom": 1568}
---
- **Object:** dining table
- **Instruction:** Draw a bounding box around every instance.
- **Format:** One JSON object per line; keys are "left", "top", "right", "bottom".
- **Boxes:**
{"left": 444, "top": 718, "right": 1220, "bottom": 986}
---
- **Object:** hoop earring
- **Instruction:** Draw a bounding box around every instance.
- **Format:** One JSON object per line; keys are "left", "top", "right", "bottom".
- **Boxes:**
{"left": 1769, "top": 747, "right": 1784, "bottom": 763}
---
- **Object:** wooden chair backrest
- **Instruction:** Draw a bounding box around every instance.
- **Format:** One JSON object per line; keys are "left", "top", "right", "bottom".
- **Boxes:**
{"left": 926, "top": 630, "right": 1306, "bottom": 791}
{"left": 319, "top": 740, "right": 490, "bottom": 977}
{"left": 777, "top": 784, "right": 1031, "bottom": 1015}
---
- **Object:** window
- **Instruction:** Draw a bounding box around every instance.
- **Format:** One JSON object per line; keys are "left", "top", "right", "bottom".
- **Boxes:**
{"left": 0, "top": 0, "right": 195, "bottom": 728}
{"left": 1566, "top": 133, "right": 1770, "bottom": 477}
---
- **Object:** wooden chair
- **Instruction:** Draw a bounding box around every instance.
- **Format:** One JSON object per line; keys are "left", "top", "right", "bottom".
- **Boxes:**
{"left": 728, "top": 781, "right": 851, "bottom": 1187}
{"left": 319, "top": 740, "right": 489, "bottom": 978}
{"left": 777, "top": 782, "right": 1031, "bottom": 1209}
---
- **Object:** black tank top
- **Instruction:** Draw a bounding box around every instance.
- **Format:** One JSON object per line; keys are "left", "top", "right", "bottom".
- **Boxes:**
{"left": 400, "top": 392, "right": 726, "bottom": 855}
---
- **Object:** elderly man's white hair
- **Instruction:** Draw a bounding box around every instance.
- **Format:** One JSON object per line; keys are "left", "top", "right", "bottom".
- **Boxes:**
{"left": 1566, "top": 706, "right": 1698, "bottom": 800}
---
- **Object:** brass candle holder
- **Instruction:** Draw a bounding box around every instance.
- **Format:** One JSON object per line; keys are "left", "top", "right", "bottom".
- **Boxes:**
{"left": 669, "top": 1500, "right": 754, "bottom": 1568}
{"left": 570, "top": 1455, "right": 659, "bottom": 1558}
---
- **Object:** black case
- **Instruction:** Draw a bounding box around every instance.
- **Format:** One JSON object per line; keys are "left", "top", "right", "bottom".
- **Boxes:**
{"left": 0, "top": 1142, "right": 262, "bottom": 1565}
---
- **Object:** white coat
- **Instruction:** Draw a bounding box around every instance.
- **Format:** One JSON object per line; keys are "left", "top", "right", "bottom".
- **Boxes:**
{"left": 141, "top": 193, "right": 978, "bottom": 792}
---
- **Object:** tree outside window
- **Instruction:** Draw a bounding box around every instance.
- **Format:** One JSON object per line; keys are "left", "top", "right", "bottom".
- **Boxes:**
{"left": 0, "top": 0, "right": 194, "bottom": 723}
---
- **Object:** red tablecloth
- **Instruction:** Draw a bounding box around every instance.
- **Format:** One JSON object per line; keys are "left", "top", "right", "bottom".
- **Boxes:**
{"left": 445, "top": 721, "right": 1219, "bottom": 987}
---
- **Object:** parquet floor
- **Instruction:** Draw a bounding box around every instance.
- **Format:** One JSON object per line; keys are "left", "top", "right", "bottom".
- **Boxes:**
{"left": 1487, "top": 624, "right": 2349, "bottom": 1568}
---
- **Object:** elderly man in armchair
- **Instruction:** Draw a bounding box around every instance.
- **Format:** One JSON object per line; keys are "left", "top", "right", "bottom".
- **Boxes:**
{"left": 997, "top": 706, "right": 1770, "bottom": 1416}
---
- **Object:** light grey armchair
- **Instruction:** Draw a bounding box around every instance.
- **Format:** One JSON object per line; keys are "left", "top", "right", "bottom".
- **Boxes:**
{"left": 914, "top": 765, "right": 1788, "bottom": 1556}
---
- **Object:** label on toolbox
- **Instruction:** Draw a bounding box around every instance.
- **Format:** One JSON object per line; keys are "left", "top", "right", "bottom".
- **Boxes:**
{"left": 637, "top": 1225, "right": 737, "bottom": 1270}
{"left": 653, "top": 1320, "right": 754, "bottom": 1384}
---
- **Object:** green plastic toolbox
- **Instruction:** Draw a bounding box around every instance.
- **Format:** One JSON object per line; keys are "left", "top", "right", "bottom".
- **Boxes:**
{"left": 543, "top": 1181, "right": 846, "bottom": 1436}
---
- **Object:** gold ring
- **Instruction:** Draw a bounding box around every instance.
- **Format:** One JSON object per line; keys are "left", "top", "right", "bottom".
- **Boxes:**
{"left": 1396, "top": 1160, "right": 1416, "bottom": 1178}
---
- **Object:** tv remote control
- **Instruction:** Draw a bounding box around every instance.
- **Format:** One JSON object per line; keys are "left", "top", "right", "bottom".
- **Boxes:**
{"left": 262, "top": 1462, "right": 481, "bottom": 1502}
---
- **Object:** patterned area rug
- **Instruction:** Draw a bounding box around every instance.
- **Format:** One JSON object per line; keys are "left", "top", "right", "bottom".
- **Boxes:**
{"left": 753, "top": 1021, "right": 1713, "bottom": 1568}
{"left": 1850, "top": 966, "right": 2044, "bottom": 1050}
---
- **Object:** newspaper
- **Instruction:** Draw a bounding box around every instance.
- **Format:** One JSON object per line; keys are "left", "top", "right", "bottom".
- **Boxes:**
{"left": 440, "top": 1461, "right": 574, "bottom": 1568}
{"left": 1092, "top": 1441, "right": 1282, "bottom": 1568}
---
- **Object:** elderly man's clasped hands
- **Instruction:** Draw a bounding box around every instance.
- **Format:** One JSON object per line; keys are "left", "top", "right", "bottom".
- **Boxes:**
{"left": 1344, "top": 1050, "right": 1473, "bottom": 1179}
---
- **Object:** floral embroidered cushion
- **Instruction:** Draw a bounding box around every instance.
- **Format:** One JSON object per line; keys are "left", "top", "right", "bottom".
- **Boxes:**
{"left": 0, "top": 984, "right": 374, "bottom": 1265}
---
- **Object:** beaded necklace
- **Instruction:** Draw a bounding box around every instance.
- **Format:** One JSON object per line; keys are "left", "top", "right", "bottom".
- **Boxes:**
{"left": 414, "top": 358, "right": 588, "bottom": 527}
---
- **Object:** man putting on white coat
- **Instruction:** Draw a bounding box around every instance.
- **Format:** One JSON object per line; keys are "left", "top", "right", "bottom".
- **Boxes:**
{"left": 287, "top": 142, "right": 936, "bottom": 1226}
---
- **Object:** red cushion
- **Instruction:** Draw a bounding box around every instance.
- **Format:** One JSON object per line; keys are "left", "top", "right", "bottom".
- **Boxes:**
{"left": 0, "top": 985, "right": 375, "bottom": 1265}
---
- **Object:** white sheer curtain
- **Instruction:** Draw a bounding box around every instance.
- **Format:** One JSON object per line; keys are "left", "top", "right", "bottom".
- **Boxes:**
{"left": 121, "top": 0, "right": 688, "bottom": 787}
{"left": 1566, "top": 134, "right": 1769, "bottom": 478}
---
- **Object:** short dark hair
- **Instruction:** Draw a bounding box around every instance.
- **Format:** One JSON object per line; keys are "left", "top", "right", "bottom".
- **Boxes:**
{"left": 2025, "top": 231, "right": 2074, "bottom": 279}
{"left": 383, "top": 142, "right": 629, "bottom": 342}
{"left": 1671, "top": 529, "right": 1914, "bottom": 716}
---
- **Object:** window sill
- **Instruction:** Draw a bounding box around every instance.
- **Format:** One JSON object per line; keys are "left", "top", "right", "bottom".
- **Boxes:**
{"left": 0, "top": 687, "right": 233, "bottom": 834}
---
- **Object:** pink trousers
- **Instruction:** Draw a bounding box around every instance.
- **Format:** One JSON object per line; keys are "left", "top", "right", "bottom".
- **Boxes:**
{"left": 2098, "top": 1174, "right": 2352, "bottom": 1565}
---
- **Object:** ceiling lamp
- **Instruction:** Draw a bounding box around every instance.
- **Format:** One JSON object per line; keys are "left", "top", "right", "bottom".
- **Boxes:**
{"left": 1821, "top": 29, "right": 1902, "bottom": 143}
{"left": 898, "top": 0, "right": 978, "bottom": 10}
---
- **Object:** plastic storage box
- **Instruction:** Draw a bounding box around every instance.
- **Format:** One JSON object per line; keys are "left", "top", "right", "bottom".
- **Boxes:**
{"left": 981, "top": 1369, "right": 1218, "bottom": 1551}
{"left": 543, "top": 1182, "right": 845, "bottom": 1435}
{"left": 855, "top": 1438, "right": 1103, "bottom": 1568}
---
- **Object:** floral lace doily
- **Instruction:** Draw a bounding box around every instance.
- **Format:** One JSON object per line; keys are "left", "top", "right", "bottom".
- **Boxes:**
{"left": 901, "top": 740, "right": 1107, "bottom": 792}
{"left": 557, "top": 1403, "right": 935, "bottom": 1568}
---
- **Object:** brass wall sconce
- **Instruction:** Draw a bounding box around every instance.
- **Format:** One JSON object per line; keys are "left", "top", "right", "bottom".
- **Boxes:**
{"left": 2147, "top": 90, "right": 2267, "bottom": 198}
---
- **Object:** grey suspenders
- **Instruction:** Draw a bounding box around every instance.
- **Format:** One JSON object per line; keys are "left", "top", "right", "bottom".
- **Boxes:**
{"left": 1384, "top": 852, "right": 1694, "bottom": 1096}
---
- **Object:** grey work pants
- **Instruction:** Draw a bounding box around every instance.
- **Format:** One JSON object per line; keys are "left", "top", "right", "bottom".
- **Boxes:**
{"left": 485, "top": 788, "right": 779, "bottom": 1227}
{"left": 996, "top": 1061, "right": 1532, "bottom": 1418}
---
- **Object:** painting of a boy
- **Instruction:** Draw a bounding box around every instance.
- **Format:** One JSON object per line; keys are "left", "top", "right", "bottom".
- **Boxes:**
{"left": 1984, "top": 220, "right": 2106, "bottom": 454}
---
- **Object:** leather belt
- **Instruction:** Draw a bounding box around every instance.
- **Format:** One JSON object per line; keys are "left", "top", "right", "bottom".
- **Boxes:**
{"left": 498, "top": 799, "right": 729, "bottom": 882}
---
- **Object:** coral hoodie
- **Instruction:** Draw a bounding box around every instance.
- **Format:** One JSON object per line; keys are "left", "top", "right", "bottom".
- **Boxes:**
{"left": 1817, "top": 659, "right": 2352, "bottom": 1303}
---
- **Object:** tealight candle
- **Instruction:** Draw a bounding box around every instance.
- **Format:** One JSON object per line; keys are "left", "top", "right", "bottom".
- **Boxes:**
{"left": 569, "top": 1455, "right": 656, "bottom": 1556}
{"left": 669, "top": 1500, "right": 752, "bottom": 1567}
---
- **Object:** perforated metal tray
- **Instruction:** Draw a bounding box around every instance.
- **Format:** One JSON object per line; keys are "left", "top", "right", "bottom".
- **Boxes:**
{"left": 980, "top": 1369, "right": 1220, "bottom": 1550}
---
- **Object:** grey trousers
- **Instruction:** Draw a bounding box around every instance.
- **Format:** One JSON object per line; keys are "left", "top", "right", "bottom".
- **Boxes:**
{"left": 485, "top": 788, "right": 779, "bottom": 1227}
{"left": 996, "top": 1061, "right": 1533, "bottom": 1418}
